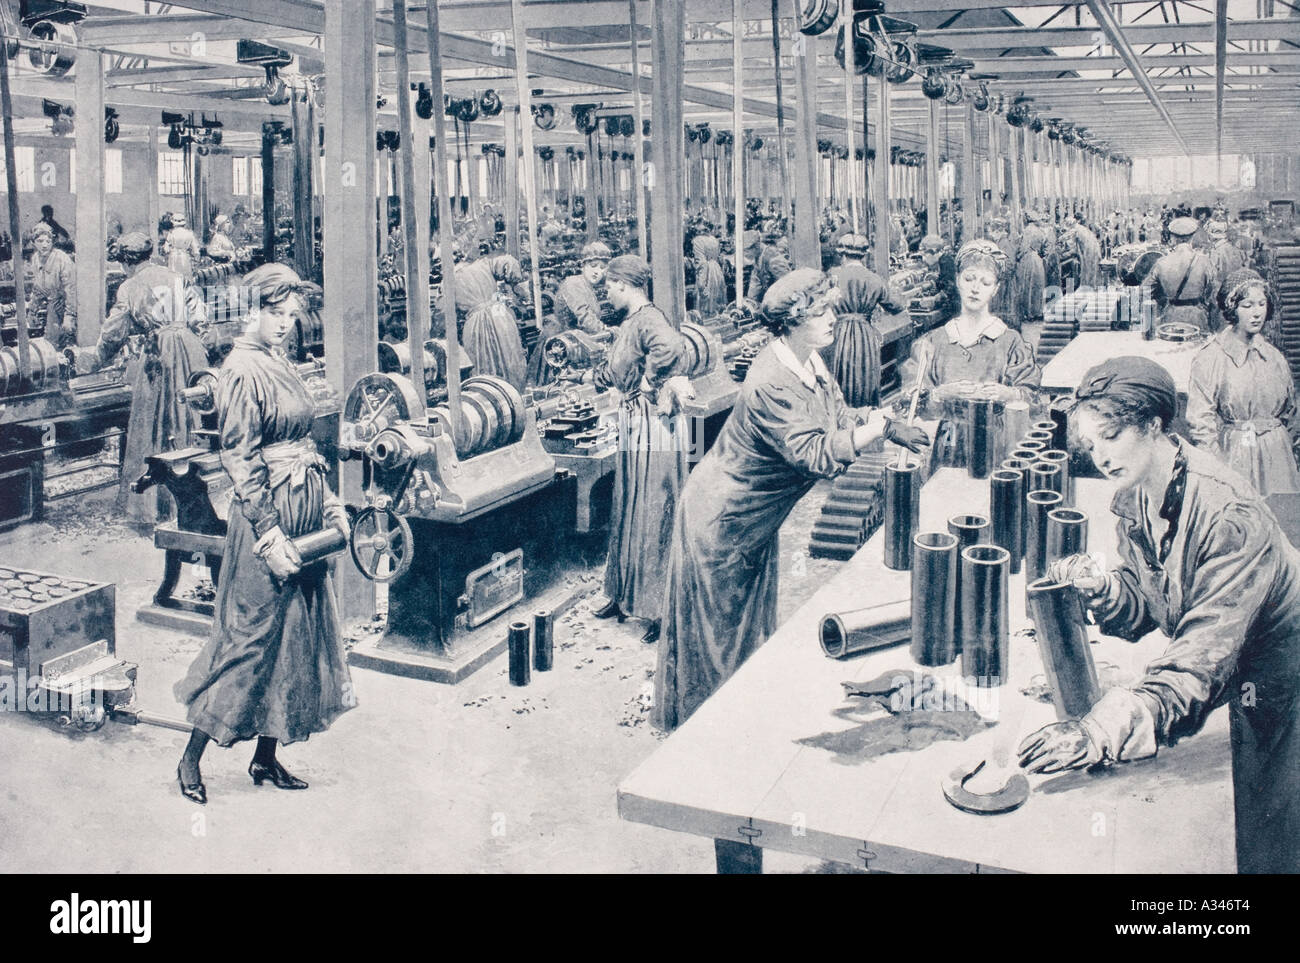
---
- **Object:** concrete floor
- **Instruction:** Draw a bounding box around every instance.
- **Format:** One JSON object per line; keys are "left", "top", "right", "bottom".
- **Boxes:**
{"left": 0, "top": 479, "right": 846, "bottom": 873}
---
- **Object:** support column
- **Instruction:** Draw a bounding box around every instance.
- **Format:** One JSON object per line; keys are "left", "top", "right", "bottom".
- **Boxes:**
{"left": 790, "top": 0, "right": 819, "bottom": 269}
{"left": 926, "top": 98, "right": 940, "bottom": 239}
{"left": 649, "top": 0, "right": 686, "bottom": 321}
{"left": 504, "top": 107, "right": 520, "bottom": 260}
{"left": 629, "top": 0, "right": 649, "bottom": 258}
{"left": 962, "top": 104, "right": 977, "bottom": 241}
{"left": 74, "top": 49, "right": 107, "bottom": 346}
{"left": 1008, "top": 121, "right": 1021, "bottom": 231}
{"left": 871, "top": 75, "right": 890, "bottom": 278}
{"left": 147, "top": 126, "right": 160, "bottom": 241}
{"left": 732, "top": 0, "right": 744, "bottom": 306}
{"left": 261, "top": 126, "right": 275, "bottom": 262}
{"left": 324, "top": 0, "right": 378, "bottom": 619}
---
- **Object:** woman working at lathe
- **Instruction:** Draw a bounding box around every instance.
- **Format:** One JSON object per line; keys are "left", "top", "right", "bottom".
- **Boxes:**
{"left": 654, "top": 269, "right": 931, "bottom": 731}
{"left": 1018, "top": 356, "right": 1300, "bottom": 873}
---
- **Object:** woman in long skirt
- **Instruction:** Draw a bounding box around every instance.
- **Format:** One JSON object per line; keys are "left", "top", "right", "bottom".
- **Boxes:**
{"left": 455, "top": 253, "right": 530, "bottom": 392}
{"left": 825, "top": 233, "right": 905, "bottom": 407}
{"left": 583, "top": 255, "right": 693, "bottom": 645}
{"left": 174, "top": 264, "right": 354, "bottom": 804}
{"left": 654, "top": 269, "right": 930, "bottom": 731}
{"left": 691, "top": 234, "right": 728, "bottom": 320}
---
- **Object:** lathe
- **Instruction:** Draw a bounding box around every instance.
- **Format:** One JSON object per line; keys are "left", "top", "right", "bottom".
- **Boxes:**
{"left": 0, "top": 333, "right": 131, "bottom": 531}
{"left": 339, "top": 368, "right": 594, "bottom": 683}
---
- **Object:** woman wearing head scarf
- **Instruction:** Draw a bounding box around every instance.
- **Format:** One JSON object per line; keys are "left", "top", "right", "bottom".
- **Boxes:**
{"left": 528, "top": 241, "right": 611, "bottom": 385}
{"left": 691, "top": 234, "right": 728, "bottom": 320}
{"left": 207, "top": 214, "right": 238, "bottom": 263}
{"left": 165, "top": 212, "right": 200, "bottom": 281}
{"left": 746, "top": 221, "right": 791, "bottom": 303}
{"left": 1187, "top": 270, "right": 1300, "bottom": 495}
{"left": 173, "top": 263, "right": 354, "bottom": 804}
{"left": 582, "top": 255, "right": 694, "bottom": 643}
{"left": 824, "top": 234, "right": 906, "bottom": 408}
{"left": 69, "top": 232, "right": 213, "bottom": 527}
{"left": 1011, "top": 214, "right": 1048, "bottom": 330}
{"left": 453, "top": 252, "right": 531, "bottom": 392}
{"left": 27, "top": 221, "right": 77, "bottom": 348}
{"left": 654, "top": 269, "right": 931, "bottom": 731}
{"left": 1020, "top": 356, "right": 1300, "bottom": 873}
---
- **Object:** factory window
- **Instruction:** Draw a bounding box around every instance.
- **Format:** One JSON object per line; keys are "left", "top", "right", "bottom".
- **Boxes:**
{"left": 233, "top": 155, "right": 264, "bottom": 196}
{"left": 0, "top": 145, "right": 37, "bottom": 192}
{"left": 106, "top": 149, "right": 123, "bottom": 193}
{"left": 158, "top": 150, "right": 188, "bottom": 195}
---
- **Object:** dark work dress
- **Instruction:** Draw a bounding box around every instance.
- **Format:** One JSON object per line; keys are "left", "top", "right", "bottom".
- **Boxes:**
{"left": 175, "top": 338, "right": 354, "bottom": 747}
{"left": 654, "top": 342, "right": 867, "bottom": 731}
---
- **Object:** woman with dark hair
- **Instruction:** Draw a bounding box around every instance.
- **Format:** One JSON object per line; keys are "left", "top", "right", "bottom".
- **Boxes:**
{"left": 1187, "top": 269, "right": 1300, "bottom": 495}
{"left": 71, "top": 232, "right": 213, "bottom": 527}
{"left": 654, "top": 268, "right": 930, "bottom": 731}
{"left": 824, "top": 233, "right": 904, "bottom": 408}
{"left": 1019, "top": 355, "right": 1300, "bottom": 873}
{"left": 582, "top": 255, "right": 693, "bottom": 644}
{"left": 173, "top": 263, "right": 354, "bottom": 804}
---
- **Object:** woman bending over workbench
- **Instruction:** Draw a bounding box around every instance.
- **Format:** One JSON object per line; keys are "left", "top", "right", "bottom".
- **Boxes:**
{"left": 1020, "top": 356, "right": 1300, "bottom": 873}
{"left": 653, "top": 269, "right": 931, "bottom": 731}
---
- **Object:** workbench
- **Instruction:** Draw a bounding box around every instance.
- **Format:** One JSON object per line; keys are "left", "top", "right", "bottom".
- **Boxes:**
{"left": 1040, "top": 331, "right": 1205, "bottom": 396}
{"left": 617, "top": 468, "right": 1235, "bottom": 874}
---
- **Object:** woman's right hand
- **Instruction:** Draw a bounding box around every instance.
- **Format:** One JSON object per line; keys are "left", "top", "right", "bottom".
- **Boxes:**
{"left": 257, "top": 527, "right": 303, "bottom": 580}
{"left": 1046, "top": 553, "right": 1109, "bottom": 598}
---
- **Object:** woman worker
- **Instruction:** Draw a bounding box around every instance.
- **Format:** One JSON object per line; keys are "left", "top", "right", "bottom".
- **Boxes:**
{"left": 1019, "top": 356, "right": 1300, "bottom": 873}
{"left": 27, "top": 222, "right": 77, "bottom": 348}
{"left": 174, "top": 264, "right": 354, "bottom": 804}
{"left": 70, "top": 233, "right": 213, "bottom": 528}
{"left": 453, "top": 252, "right": 531, "bottom": 392}
{"left": 691, "top": 233, "right": 728, "bottom": 319}
{"left": 824, "top": 233, "right": 906, "bottom": 408}
{"left": 654, "top": 269, "right": 931, "bottom": 731}
{"left": 528, "top": 241, "right": 611, "bottom": 385}
{"left": 1187, "top": 269, "right": 1300, "bottom": 495}
{"left": 207, "top": 214, "right": 238, "bottom": 262}
{"left": 584, "top": 255, "right": 694, "bottom": 644}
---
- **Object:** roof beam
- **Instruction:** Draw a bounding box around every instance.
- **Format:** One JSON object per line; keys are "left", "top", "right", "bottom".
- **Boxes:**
{"left": 916, "top": 19, "right": 1300, "bottom": 50}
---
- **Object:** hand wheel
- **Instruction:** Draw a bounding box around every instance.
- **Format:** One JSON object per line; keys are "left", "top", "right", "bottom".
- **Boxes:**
{"left": 348, "top": 506, "right": 414, "bottom": 583}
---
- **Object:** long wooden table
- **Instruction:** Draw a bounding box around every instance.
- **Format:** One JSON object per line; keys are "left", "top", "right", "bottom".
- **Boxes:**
{"left": 1041, "top": 331, "right": 1205, "bottom": 395}
{"left": 617, "top": 468, "right": 1235, "bottom": 873}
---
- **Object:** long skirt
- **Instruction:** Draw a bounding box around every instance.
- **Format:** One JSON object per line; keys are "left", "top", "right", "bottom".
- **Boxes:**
{"left": 826, "top": 314, "right": 882, "bottom": 408}
{"left": 1013, "top": 253, "right": 1046, "bottom": 326}
{"left": 463, "top": 301, "right": 528, "bottom": 393}
{"left": 603, "top": 394, "right": 687, "bottom": 621}
{"left": 119, "top": 326, "right": 209, "bottom": 526}
{"left": 1216, "top": 423, "right": 1300, "bottom": 497}
{"left": 174, "top": 469, "right": 354, "bottom": 747}
{"left": 695, "top": 262, "right": 728, "bottom": 320}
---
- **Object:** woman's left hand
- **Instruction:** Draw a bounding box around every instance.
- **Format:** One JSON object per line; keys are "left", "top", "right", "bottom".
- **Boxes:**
{"left": 323, "top": 499, "right": 351, "bottom": 542}
{"left": 657, "top": 375, "right": 696, "bottom": 416}
{"left": 1017, "top": 721, "right": 1102, "bottom": 774}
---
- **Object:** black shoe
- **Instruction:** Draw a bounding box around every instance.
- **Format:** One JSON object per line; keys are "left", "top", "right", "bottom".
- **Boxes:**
{"left": 177, "top": 764, "right": 206, "bottom": 805}
{"left": 249, "top": 759, "right": 308, "bottom": 790}
{"left": 592, "top": 598, "right": 624, "bottom": 621}
{"left": 640, "top": 621, "right": 661, "bottom": 645}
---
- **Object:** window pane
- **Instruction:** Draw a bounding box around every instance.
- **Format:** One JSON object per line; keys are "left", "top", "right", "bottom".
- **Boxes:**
{"left": 106, "top": 148, "right": 123, "bottom": 194}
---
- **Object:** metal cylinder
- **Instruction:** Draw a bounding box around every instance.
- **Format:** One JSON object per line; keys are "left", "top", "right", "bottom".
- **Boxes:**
{"left": 999, "top": 400, "right": 1032, "bottom": 465}
{"left": 1024, "top": 429, "right": 1054, "bottom": 445}
{"left": 990, "top": 469, "right": 1025, "bottom": 574}
{"left": 1026, "top": 489, "right": 1065, "bottom": 584}
{"left": 819, "top": 600, "right": 911, "bottom": 659}
{"left": 1033, "top": 419, "right": 1064, "bottom": 451}
{"left": 1036, "top": 448, "right": 1072, "bottom": 503}
{"left": 291, "top": 528, "right": 348, "bottom": 565}
{"left": 508, "top": 620, "right": 531, "bottom": 686}
{"left": 1027, "top": 577, "right": 1102, "bottom": 720}
{"left": 966, "top": 398, "right": 998, "bottom": 479}
{"left": 883, "top": 460, "right": 921, "bottom": 570}
{"left": 949, "top": 513, "right": 991, "bottom": 650}
{"left": 1046, "top": 507, "right": 1089, "bottom": 568}
{"left": 959, "top": 544, "right": 1010, "bottom": 685}
{"left": 1028, "top": 461, "right": 1063, "bottom": 496}
{"left": 1014, "top": 439, "right": 1046, "bottom": 456}
{"left": 533, "top": 609, "right": 554, "bottom": 672}
{"left": 911, "top": 532, "right": 958, "bottom": 667}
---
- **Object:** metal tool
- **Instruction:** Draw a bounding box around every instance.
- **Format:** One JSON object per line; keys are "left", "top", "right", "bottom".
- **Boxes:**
{"left": 941, "top": 759, "right": 1031, "bottom": 815}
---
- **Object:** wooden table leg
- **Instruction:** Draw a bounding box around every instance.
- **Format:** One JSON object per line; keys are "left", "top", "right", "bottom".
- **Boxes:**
{"left": 714, "top": 838, "right": 762, "bottom": 874}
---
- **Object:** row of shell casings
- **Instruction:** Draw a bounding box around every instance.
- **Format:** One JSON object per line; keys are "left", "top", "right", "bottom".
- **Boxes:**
{"left": 0, "top": 571, "right": 92, "bottom": 609}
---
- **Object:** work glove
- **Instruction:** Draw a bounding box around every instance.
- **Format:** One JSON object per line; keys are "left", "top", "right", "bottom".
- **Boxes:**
{"left": 254, "top": 525, "right": 303, "bottom": 580}
{"left": 1046, "top": 552, "right": 1112, "bottom": 601}
{"left": 1017, "top": 720, "right": 1103, "bottom": 774}
{"left": 884, "top": 418, "right": 932, "bottom": 454}
{"left": 322, "top": 495, "right": 351, "bottom": 542}
{"left": 656, "top": 375, "right": 696, "bottom": 417}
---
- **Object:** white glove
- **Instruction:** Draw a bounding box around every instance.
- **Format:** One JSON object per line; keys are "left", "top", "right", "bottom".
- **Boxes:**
{"left": 254, "top": 526, "right": 303, "bottom": 580}
{"left": 322, "top": 496, "right": 350, "bottom": 541}
{"left": 657, "top": 375, "right": 696, "bottom": 416}
{"left": 1046, "top": 552, "right": 1111, "bottom": 601}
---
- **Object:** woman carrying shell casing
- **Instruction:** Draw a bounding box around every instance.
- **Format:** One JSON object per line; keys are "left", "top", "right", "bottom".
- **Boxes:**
{"left": 173, "top": 263, "right": 355, "bottom": 805}
{"left": 654, "top": 269, "right": 931, "bottom": 731}
{"left": 1186, "top": 268, "right": 1300, "bottom": 496}
{"left": 1019, "top": 355, "right": 1300, "bottom": 873}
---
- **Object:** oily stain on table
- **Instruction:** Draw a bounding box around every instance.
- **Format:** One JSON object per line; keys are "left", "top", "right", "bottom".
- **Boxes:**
{"left": 796, "top": 705, "right": 994, "bottom": 767}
